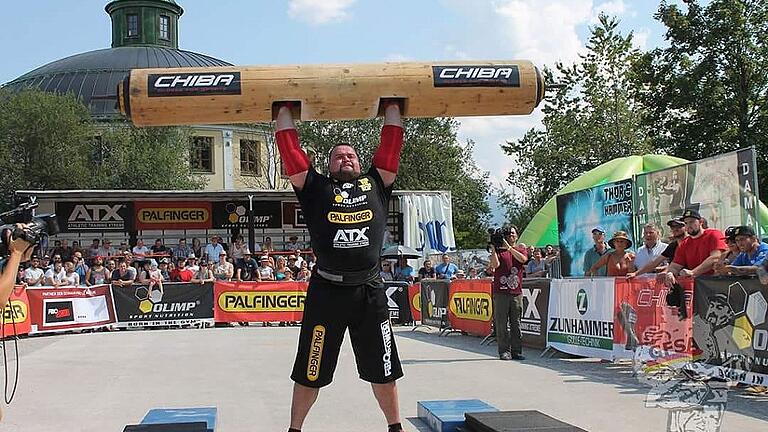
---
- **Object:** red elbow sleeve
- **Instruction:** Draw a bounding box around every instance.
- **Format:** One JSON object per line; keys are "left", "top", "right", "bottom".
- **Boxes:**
{"left": 275, "top": 128, "right": 310, "bottom": 176}
{"left": 373, "top": 124, "right": 404, "bottom": 173}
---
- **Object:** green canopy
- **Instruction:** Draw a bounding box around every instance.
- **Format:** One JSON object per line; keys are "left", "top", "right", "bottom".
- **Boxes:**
{"left": 518, "top": 154, "right": 768, "bottom": 247}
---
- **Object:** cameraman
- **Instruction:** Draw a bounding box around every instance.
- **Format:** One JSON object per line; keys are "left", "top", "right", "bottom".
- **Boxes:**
{"left": 1, "top": 225, "right": 35, "bottom": 309}
{"left": 488, "top": 226, "right": 528, "bottom": 361}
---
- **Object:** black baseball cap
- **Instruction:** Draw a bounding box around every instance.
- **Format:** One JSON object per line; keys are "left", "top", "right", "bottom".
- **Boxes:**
{"left": 680, "top": 209, "right": 701, "bottom": 220}
{"left": 667, "top": 218, "right": 685, "bottom": 228}
{"left": 733, "top": 225, "right": 756, "bottom": 238}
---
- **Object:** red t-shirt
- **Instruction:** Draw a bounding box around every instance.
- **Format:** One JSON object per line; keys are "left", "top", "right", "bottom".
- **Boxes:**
{"left": 492, "top": 246, "right": 528, "bottom": 295}
{"left": 171, "top": 268, "right": 194, "bottom": 282}
{"left": 672, "top": 228, "right": 726, "bottom": 274}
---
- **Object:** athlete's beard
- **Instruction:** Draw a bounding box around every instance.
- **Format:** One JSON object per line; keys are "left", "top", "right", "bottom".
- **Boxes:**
{"left": 330, "top": 169, "right": 360, "bottom": 182}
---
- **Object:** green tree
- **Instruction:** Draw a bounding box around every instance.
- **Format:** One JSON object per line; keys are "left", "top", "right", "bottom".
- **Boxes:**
{"left": 94, "top": 125, "right": 206, "bottom": 190}
{"left": 297, "top": 117, "right": 491, "bottom": 248}
{"left": 0, "top": 88, "right": 96, "bottom": 206}
{"left": 632, "top": 0, "right": 768, "bottom": 198}
{"left": 502, "top": 15, "right": 651, "bottom": 225}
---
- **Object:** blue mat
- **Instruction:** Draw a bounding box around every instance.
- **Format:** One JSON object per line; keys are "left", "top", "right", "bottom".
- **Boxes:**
{"left": 417, "top": 399, "right": 498, "bottom": 432}
{"left": 141, "top": 407, "right": 217, "bottom": 432}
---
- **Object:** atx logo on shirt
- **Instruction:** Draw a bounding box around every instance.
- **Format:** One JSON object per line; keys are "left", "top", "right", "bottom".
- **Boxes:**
{"left": 333, "top": 227, "right": 370, "bottom": 249}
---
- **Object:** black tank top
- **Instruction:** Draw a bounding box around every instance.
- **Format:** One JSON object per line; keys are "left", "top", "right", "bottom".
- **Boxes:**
{"left": 296, "top": 165, "right": 391, "bottom": 276}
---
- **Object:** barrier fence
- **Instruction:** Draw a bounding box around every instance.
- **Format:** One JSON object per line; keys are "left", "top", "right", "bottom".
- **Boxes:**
{"left": 2, "top": 276, "right": 766, "bottom": 385}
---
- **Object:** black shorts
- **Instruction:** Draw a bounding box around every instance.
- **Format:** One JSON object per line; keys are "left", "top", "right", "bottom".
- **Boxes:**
{"left": 291, "top": 276, "right": 403, "bottom": 388}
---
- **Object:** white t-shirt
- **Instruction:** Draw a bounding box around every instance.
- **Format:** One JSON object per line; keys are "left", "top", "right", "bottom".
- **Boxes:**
{"left": 634, "top": 241, "right": 669, "bottom": 269}
{"left": 23, "top": 267, "right": 45, "bottom": 285}
{"left": 132, "top": 245, "right": 150, "bottom": 257}
{"left": 63, "top": 272, "right": 80, "bottom": 286}
{"left": 44, "top": 268, "right": 67, "bottom": 284}
{"left": 258, "top": 266, "right": 274, "bottom": 280}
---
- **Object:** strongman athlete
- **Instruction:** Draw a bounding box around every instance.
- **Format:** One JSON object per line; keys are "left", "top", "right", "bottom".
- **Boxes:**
{"left": 275, "top": 101, "right": 405, "bottom": 432}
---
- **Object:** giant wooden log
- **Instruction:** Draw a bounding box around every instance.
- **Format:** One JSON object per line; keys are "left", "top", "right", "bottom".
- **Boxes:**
{"left": 118, "top": 61, "right": 544, "bottom": 126}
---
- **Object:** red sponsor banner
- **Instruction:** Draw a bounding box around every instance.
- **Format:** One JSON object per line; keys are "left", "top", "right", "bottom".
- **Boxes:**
{"left": 613, "top": 277, "right": 694, "bottom": 359}
{"left": 214, "top": 281, "right": 308, "bottom": 323}
{"left": 448, "top": 279, "right": 493, "bottom": 337}
{"left": 2, "top": 286, "right": 32, "bottom": 337}
{"left": 135, "top": 201, "right": 212, "bottom": 230}
{"left": 409, "top": 283, "right": 421, "bottom": 322}
{"left": 26, "top": 285, "right": 116, "bottom": 334}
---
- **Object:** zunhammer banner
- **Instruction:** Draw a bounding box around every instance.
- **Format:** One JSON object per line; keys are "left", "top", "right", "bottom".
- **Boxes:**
{"left": 612, "top": 277, "right": 694, "bottom": 360}
{"left": 2, "top": 287, "right": 31, "bottom": 337}
{"left": 214, "top": 281, "right": 307, "bottom": 323}
{"left": 547, "top": 278, "right": 615, "bottom": 360}
{"left": 112, "top": 282, "right": 213, "bottom": 328}
{"left": 689, "top": 277, "right": 768, "bottom": 386}
{"left": 26, "top": 285, "right": 115, "bottom": 334}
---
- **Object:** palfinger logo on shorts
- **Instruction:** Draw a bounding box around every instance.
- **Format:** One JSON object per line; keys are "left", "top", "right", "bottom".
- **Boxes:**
{"left": 2, "top": 300, "right": 28, "bottom": 322}
{"left": 449, "top": 292, "right": 492, "bottom": 322}
{"left": 307, "top": 325, "right": 326, "bottom": 382}
{"left": 218, "top": 291, "right": 306, "bottom": 312}
{"left": 380, "top": 321, "right": 393, "bottom": 377}
{"left": 327, "top": 210, "right": 373, "bottom": 224}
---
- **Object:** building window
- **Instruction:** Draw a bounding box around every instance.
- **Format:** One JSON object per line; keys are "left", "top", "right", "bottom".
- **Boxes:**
{"left": 190, "top": 136, "right": 213, "bottom": 172}
{"left": 159, "top": 15, "right": 170, "bottom": 39}
{"left": 240, "top": 140, "right": 260, "bottom": 176}
{"left": 127, "top": 14, "right": 139, "bottom": 37}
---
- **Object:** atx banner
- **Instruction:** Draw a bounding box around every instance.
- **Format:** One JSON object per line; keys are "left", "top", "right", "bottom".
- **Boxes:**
{"left": 420, "top": 279, "right": 450, "bottom": 328}
{"left": 112, "top": 282, "right": 213, "bottom": 328}
{"left": 1, "top": 287, "right": 31, "bottom": 337}
{"left": 409, "top": 283, "right": 421, "bottom": 322}
{"left": 55, "top": 201, "right": 134, "bottom": 232}
{"left": 612, "top": 277, "right": 694, "bottom": 360}
{"left": 401, "top": 192, "right": 456, "bottom": 255}
{"left": 547, "top": 278, "right": 616, "bottom": 360}
{"left": 556, "top": 179, "right": 634, "bottom": 277}
{"left": 26, "top": 285, "right": 115, "bottom": 334}
{"left": 521, "top": 278, "right": 551, "bottom": 349}
{"left": 214, "top": 281, "right": 307, "bottom": 323}
{"left": 635, "top": 148, "right": 759, "bottom": 237}
{"left": 448, "top": 279, "right": 493, "bottom": 337}
{"left": 690, "top": 277, "right": 768, "bottom": 386}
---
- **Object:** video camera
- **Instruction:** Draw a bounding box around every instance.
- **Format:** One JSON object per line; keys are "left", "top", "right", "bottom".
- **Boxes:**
{"left": 0, "top": 198, "right": 59, "bottom": 257}
{"left": 487, "top": 226, "right": 511, "bottom": 250}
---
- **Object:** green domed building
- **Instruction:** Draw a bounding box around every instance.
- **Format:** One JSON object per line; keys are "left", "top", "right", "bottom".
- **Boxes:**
{"left": 3, "top": 0, "right": 279, "bottom": 191}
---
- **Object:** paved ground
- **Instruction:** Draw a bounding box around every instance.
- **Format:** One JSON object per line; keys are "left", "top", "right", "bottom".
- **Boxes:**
{"left": 1, "top": 325, "right": 767, "bottom": 431}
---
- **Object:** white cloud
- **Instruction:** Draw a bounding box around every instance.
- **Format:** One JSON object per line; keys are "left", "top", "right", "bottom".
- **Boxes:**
{"left": 443, "top": 44, "right": 469, "bottom": 60}
{"left": 591, "top": 0, "right": 627, "bottom": 23}
{"left": 383, "top": 53, "right": 413, "bottom": 62}
{"left": 493, "top": 0, "right": 593, "bottom": 67}
{"left": 287, "top": 0, "right": 356, "bottom": 25}
{"left": 632, "top": 27, "right": 650, "bottom": 51}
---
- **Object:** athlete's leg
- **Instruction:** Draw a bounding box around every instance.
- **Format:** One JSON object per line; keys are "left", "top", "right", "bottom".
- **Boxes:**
{"left": 371, "top": 381, "right": 401, "bottom": 426}
{"left": 289, "top": 382, "right": 320, "bottom": 430}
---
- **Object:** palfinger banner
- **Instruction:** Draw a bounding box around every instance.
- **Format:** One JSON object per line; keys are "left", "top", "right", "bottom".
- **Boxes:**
{"left": 547, "top": 278, "right": 616, "bottom": 360}
{"left": 447, "top": 279, "right": 493, "bottom": 336}
{"left": 214, "top": 281, "right": 308, "bottom": 323}
{"left": 26, "top": 285, "right": 115, "bottom": 334}
{"left": 612, "top": 277, "right": 694, "bottom": 360}
{"left": 2, "top": 287, "right": 31, "bottom": 337}
{"left": 691, "top": 277, "right": 768, "bottom": 385}
{"left": 409, "top": 283, "right": 421, "bottom": 322}
{"left": 401, "top": 192, "right": 456, "bottom": 256}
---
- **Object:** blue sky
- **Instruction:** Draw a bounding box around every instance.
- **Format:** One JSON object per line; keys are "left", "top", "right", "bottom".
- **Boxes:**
{"left": 0, "top": 0, "right": 677, "bottom": 215}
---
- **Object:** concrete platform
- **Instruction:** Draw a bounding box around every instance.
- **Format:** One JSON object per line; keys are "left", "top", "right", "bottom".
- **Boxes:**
{"left": 1, "top": 326, "right": 767, "bottom": 431}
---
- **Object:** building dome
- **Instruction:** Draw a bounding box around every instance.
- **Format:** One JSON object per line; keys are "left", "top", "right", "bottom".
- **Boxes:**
{"left": 1, "top": 0, "right": 231, "bottom": 120}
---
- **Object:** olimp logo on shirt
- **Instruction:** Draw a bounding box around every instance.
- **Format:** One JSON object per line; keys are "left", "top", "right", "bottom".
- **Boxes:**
{"left": 333, "top": 187, "right": 368, "bottom": 207}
